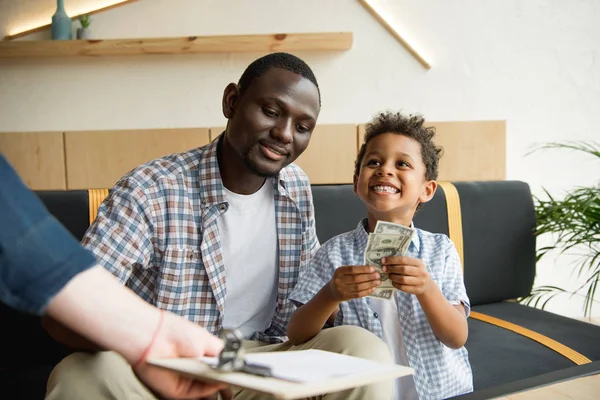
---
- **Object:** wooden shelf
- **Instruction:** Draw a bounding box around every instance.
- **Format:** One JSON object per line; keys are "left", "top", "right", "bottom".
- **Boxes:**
{"left": 0, "top": 32, "right": 352, "bottom": 59}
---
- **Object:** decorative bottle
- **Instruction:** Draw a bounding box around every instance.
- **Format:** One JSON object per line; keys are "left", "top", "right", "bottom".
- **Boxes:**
{"left": 51, "top": 0, "right": 72, "bottom": 40}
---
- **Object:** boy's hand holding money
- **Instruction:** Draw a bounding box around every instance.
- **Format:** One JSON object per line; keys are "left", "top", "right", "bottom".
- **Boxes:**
{"left": 381, "top": 256, "right": 433, "bottom": 295}
{"left": 327, "top": 266, "right": 382, "bottom": 301}
{"left": 287, "top": 266, "right": 382, "bottom": 345}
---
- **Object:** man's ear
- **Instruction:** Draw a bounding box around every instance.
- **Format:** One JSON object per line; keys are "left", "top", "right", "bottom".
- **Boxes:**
{"left": 353, "top": 175, "right": 358, "bottom": 195}
{"left": 222, "top": 83, "right": 240, "bottom": 119}
{"left": 419, "top": 180, "right": 437, "bottom": 205}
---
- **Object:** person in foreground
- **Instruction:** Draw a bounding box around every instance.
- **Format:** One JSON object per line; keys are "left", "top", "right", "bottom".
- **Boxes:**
{"left": 287, "top": 111, "right": 474, "bottom": 400}
{"left": 44, "top": 53, "right": 393, "bottom": 400}
{"left": 0, "top": 153, "right": 225, "bottom": 399}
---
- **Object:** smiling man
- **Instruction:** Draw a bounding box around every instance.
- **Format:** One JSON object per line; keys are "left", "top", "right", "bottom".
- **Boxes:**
{"left": 44, "top": 53, "right": 393, "bottom": 400}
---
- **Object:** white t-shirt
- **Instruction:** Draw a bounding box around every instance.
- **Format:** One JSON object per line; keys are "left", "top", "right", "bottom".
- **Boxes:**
{"left": 369, "top": 293, "right": 419, "bottom": 400}
{"left": 217, "top": 179, "right": 279, "bottom": 339}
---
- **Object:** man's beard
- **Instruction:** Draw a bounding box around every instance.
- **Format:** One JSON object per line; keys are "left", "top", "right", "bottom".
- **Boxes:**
{"left": 242, "top": 153, "right": 283, "bottom": 178}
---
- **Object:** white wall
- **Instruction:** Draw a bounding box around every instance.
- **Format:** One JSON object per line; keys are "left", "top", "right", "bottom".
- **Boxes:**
{"left": 1, "top": 0, "right": 599, "bottom": 318}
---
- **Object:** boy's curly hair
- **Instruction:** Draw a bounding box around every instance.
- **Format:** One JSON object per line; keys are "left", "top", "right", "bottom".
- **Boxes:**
{"left": 354, "top": 111, "right": 443, "bottom": 181}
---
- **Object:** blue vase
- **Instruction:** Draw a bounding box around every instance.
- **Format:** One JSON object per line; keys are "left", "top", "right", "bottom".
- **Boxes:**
{"left": 51, "top": 0, "right": 72, "bottom": 40}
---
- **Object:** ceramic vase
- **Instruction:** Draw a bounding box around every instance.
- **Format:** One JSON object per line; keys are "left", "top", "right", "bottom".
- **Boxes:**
{"left": 51, "top": 0, "right": 72, "bottom": 40}
{"left": 76, "top": 28, "right": 90, "bottom": 39}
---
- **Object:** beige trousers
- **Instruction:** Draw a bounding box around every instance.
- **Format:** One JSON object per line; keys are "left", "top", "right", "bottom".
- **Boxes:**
{"left": 45, "top": 326, "right": 393, "bottom": 400}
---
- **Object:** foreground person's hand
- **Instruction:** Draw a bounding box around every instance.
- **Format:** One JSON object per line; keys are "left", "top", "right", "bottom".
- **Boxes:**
{"left": 133, "top": 311, "right": 228, "bottom": 399}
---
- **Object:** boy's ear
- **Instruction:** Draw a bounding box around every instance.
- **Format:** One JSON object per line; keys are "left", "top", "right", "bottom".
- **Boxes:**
{"left": 222, "top": 83, "right": 240, "bottom": 119}
{"left": 353, "top": 175, "right": 358, "bottom": 195}
{"left": 418, "top": 180, "right": 437, "bottom": 205}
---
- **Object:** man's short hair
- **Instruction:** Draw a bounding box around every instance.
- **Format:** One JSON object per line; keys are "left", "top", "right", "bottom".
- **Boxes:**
{"left": 237, "top": 52, "right": 321, "bottom": 106}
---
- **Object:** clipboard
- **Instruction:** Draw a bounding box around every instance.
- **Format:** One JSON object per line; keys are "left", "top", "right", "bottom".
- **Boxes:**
{"left": 147, "top": 329, "right": 414, "bottom": 400}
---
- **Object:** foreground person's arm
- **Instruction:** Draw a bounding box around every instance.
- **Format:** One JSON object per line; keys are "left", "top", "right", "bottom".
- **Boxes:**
{"left": 47, "top": 265, "right": 226, "bottom": 399}
{"left": 0, "top": 154, "right": 226, "bottom": 399}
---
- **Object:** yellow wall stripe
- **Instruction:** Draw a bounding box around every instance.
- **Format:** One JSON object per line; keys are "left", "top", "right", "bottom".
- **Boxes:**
{"left": 439, "top": 181, "right": 591, "bottom": 365}
{"left": 438, "top": 181, "right": 464, "bottom": 267}
{"left": 88, "top": 189, "right": 109, "bottom": 225}
{"left": 470, "top": 311, "right": 591, "bottom": 365}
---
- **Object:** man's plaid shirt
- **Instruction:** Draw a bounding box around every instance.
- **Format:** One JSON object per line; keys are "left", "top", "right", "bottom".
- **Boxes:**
{"left": 81, "top": 137, "right": 320, "bottom": 343}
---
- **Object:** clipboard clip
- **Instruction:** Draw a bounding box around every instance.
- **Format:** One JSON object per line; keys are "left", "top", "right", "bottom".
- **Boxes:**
{"left": 215, "top": 329, "right": 273, "bottom": 378}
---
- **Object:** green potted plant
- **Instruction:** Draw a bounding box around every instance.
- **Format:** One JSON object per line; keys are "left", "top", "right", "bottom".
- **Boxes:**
{"left": 519, "top": 141, "right": 600, "bottom": 317}
{"left": 76, "top": 14, "right": 91, "bottom": 40}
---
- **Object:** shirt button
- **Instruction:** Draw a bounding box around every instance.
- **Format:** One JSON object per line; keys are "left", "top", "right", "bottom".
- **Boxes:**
{"left": 373, "top": 312, "right": 379, "bottom": 318}
{"left": 219, "top": 204, "right": 227, "bottom": 211}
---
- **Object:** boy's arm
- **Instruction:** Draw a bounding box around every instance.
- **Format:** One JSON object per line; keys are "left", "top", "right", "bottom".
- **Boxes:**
{"left": 287, "top": 245, "right": 338, "bottom": 345}
{"left": 417, "top": 236, "right": 469, "bottom": 349}
{"left": 43, "top": 183, "right": 154, "bottom": 351}
{"left": 384, "top": 236, "right": 469, "bottom": 349}
{"left": 420, "top": 236, "right": 471, "bottom": 349}
{"left": 386, "top": 256, "right": 468, "bottom": 349}
{"left": 287, "top": 284, "right": 340, "bottom": 345}
{"left": 416, "top": 282, "right": 468, "bottom": 349}
{"left": 288, "top": 264, "right": 381, "bottom": 345}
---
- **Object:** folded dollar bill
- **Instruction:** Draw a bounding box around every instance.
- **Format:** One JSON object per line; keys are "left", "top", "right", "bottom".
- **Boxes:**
{"left": 364, "top": 221, "right": 414, "bottom": 301}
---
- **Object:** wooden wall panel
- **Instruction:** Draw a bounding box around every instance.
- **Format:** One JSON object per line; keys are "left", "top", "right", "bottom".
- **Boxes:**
{"left": 4, "top": 120, "right": 504, "bottom": 191}
{"left": 358, "top": 124, "right": 365, "bottom": 149}
{"left": 209, "top": 127, "right": 225, "bottom": 142}
{"left": 295, "top": 124, "right": 358, "bottom": 184}
{"left": 64, "top": 128, "right": 210, "bottom": 189}
{"left": 430, "top": 120, "right": 506, "bottom": 181}
{"left": 0, "top": 131, "right": 66, "bottom": 190}
{"left": 357, "top": 120, "right": 506, "bottom": 181}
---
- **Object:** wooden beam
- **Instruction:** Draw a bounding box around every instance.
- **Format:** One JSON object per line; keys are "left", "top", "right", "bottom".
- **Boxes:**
{"left": 0, "top": 32, "right": 353, "bottom": 58}
{"left": 358, "top": 0, "right": 431, "bottom": 70}
{"left": 3, "top": 0, "right": 140, "bottom": 41}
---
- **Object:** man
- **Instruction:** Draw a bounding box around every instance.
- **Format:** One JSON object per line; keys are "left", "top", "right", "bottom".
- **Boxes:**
{"left": 45, "top": 53, "right": 393, "bottom": 400}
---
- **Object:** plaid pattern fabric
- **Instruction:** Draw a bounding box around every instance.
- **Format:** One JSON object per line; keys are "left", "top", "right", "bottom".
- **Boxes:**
{"left": 82, "top": 137, "right": 319, "bottom": 343}
{"left": 289, "top": 220, "right": 474, "bottom": 400}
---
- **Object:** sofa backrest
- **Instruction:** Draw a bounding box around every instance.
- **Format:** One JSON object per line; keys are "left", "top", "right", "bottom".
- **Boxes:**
{"left": 35, "top": 180, "right": 536, "bottom": 307}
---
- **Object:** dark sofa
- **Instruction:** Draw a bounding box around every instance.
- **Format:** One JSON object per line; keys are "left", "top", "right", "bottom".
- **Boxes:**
{"left": 2, "top": 181, "right": 599, "bottom": 399}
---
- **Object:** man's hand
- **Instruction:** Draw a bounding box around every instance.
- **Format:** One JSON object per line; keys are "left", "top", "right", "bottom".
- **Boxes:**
{"left": 327, "top": 266, "right": 381, "bottom": 301}
{"left": 382, "top": 256, "right": 432, "bottom": 295}
{"left": 134, "top": 312, "right": 228, "bottom": 399}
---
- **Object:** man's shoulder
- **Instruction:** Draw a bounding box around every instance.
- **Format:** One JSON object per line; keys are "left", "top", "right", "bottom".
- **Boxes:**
{"left": 114, "top": 146, "right": 209, "bottom": 192}
{"left": 280, "top": 162, "right": 311, "bottom": 190}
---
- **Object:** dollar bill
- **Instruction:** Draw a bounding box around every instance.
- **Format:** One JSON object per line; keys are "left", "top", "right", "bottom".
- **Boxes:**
{"left": 364, "top": 221, "right": 414, "bottom": 301}
{"left": 374, "top": 220, "right": 415, "bottom": 237}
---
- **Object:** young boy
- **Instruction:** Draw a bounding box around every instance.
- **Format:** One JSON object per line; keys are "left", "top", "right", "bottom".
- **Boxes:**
{"left": 287, "top": 111, "right": 473, "bottom": 400}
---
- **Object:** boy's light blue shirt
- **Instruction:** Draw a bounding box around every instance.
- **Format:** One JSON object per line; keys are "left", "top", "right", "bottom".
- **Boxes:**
{"left": 289, "top": 219, "right": 474, "bottom": 400}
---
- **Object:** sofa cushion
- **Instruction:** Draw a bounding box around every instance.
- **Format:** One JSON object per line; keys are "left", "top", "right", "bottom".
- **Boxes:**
{"left": 467, "top": 302, "right": 600, "bottom": 390}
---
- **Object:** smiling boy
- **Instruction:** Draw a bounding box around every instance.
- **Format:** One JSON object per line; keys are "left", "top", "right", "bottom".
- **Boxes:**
{"left": 287, "top": 111, "right": 474, "bottom": 400}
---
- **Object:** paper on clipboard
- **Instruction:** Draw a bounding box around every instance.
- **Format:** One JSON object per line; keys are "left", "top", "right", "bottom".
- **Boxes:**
{"left": 148, "top": 349, "right": 413, "bottom": 399}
